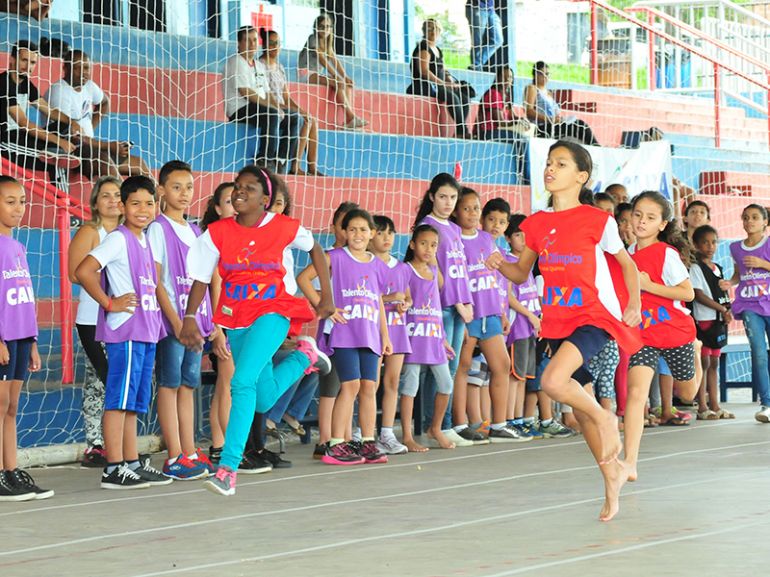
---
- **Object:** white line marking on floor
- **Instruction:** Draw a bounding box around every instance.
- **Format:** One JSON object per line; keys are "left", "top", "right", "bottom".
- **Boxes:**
{"left": 0, "top": 438, "right": 766, "bottom": 561}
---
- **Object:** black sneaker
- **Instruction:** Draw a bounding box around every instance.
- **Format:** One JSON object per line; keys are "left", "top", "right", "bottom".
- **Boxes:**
{"left": 101, "top": 464, "right": 151, "bottom": 490}
{"left": 208, "top": 446, "right": 222, "bottom": 466}
{"left": 237, "top": 454, "right": 273, "bottom": 475}
{"left": 457, "top": 426, "right": 490, "bottom": 445}
{"left": 133, "top": 460, "right": 174, "bottom": 486}
{"left": 0, "top": 470, "right": 35, "bottom": 502}
{"left": 253, "top": 448, "right": 292, "bottom": 469}
{"left": 313, "top": 443, "right": 328, "bottom": 460}
{"left": 6, "top": 469, "right": 54, "bottom": 500}
{"left": 81, "top": 445, "right": 108, "bottom": 468}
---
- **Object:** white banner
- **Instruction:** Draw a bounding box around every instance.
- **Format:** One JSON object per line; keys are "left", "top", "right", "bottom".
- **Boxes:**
{"left": 528, "top": 138, "right": 674, "bottom": 212}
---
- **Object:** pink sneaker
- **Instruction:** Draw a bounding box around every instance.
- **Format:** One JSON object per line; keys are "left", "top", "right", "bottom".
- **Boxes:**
{"left": 296, "top": 336, "right": 331, "bottom": 375}
{"left": 204, "top": 466, "right": 237, "bottom": 496}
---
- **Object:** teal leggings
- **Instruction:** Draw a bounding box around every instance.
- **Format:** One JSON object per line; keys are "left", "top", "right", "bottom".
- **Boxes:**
{"left": 220, "top": 314, "right": 310, "bottom": 469}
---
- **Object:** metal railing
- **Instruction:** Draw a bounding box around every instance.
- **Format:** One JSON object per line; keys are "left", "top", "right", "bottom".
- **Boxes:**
{"left": 585, "top": 0, "right": 770, "bottom": 149}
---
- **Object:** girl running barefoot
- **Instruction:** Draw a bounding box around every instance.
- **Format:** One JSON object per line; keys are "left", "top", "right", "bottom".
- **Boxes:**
{"left": 180, "top": 165, "right": 333, "bottom": 496}
{"left": 624, "top": 191, "right": 699, "bottom": 484}
{"left": 726, "top": 204, "right": 770, "bottom": 423}
{"left": 400, "top": 225, "right": 456, "bottom": 451}
{"left": 370, "top": 215, "right": 411, "bottom": 455}
{"left": 298, "top": 209, "right": 393, "bottom": 465}
{"left": 488, "top": 141, "right": 642, "bottom": 522}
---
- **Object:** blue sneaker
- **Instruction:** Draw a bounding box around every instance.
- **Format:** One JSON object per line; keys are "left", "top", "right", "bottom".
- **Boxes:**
{"left": 163, "top": 454, "right": 209, "bottom": 480}
{"left": 518, "top": 421, "right": 545, "bottom": 439}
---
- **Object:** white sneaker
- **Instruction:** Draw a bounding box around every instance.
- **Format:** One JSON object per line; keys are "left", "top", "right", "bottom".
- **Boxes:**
{"left": 441, "top": 428, "right": 474, "bottom": 447}
{"left": 488, "top": 425, "right": 532, "bottom": 443}
{"left": 755, "top": 406, "right": 770, "bottom": 423}
{"left": 376, "top": 435, "right": 408, "bottom": 455}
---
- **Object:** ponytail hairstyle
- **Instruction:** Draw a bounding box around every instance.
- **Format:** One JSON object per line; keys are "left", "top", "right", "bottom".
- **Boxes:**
{"left": 632, "top": 190, "right": 693, "bottom": 266}
{"left": 404, "top": 223, "right": 440, "bottom": 263}
{"left": 200, "top": 181, "right": 235, "bottom": 231}
{"left": 547, "top": 140, "right": 594, "bottom": 206}
{"left": 238, "top": 164, "right": 278, "bottom": 211}
{"left": 450, "top": 185, "right": 480, "bottom": 224}
{"left": 413, "top": 172, "right": 461, "bottom": 229}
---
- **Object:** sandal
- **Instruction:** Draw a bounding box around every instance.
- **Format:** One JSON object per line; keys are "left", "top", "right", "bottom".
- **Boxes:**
{"left": 697, "top": 410, "right": 719, "bottom": 420}
{"left": 659, "top": 416, "right": 690, "bottom": 426}
{"left": 282, "top": 416, "right": 306, "bottom": 437}
{"left": 644, "top": 415, "right": 659, "bottom": 428}
{"left": 716, "top": 408, "right": 736, "bottom": 419}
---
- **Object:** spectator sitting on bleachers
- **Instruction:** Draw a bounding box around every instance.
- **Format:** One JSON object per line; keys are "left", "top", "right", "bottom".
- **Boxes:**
{"left": 259, "top": 29, "right": 322, "bottom": 176}
{"left": 476, "top": 65, "right": 532, "bottom": 142}
{"left": 409, "top": 18, "right": 472, "bottom": 139}
{"left": 223, "top": 25, "right": 285, "bottom": 171}
{"left": 465, "top": 0, "right": 503, "bottom": 72}
{"left": 0, "top": 40, "right": 79, "bottom": 186}
{"left": 0, "top": 0, "right": 52, "bottom": 21}
{"left": 45, "top": 49, "right": 151, "bottom": 179}
{"left": 298, "top": 13, "right": 367, "bottom": 131}
{"left": 523, "top": 61, "right": 599, "bottom": 146}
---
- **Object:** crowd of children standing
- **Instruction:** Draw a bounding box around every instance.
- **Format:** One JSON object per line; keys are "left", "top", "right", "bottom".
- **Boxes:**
{"left": 1, "top": 140, "right": 768, "bottom": 518}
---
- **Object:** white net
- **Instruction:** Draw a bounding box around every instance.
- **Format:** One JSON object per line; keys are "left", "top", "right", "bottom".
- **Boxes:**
{"left": 1, "top": 0, "right": 768, "bottom": 455}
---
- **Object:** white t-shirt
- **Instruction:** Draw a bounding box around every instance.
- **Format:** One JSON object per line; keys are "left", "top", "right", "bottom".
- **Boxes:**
{"left": 89, "top": 230, "right": 149, "bottom": 330}
{"left": 76, "top": 226, "right": 107, "bottom": 326}
{"left": 222, "top": 54, "right": 269, "bottom": 118}
{"left": 187, "top": 213, "right": 314, "bottom": 296}
{"left": 147, "top": 216, "right": 198, "bottom": 317}
{"left": 690, "top": 262, "right": 722, "bottom": 321}
{"left": 45, "top": 79, "right": 105, "bottom": 138}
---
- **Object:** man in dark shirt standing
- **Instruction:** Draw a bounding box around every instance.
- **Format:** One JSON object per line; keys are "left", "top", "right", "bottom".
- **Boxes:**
{"left": 0, "top": 40, "right": 79, "bottom": 189}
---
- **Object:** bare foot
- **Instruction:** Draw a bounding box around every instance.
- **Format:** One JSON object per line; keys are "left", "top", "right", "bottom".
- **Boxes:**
{"left": 404, "top": 439, "right": 429, "bottom": 453}
{"left": 599, "top": 458, "right": 631, "bottom": 522}
{"left": 597, "top": 412, "right": 622, "bottom": 464}
{"left": 427, "top": 429, "right": 456, "bottom": 449}
{"left": 290, "top": 167, "right": 307, "bottom": 176}
{"left": 627, "top": 463, "right": 638, "bottom": 483}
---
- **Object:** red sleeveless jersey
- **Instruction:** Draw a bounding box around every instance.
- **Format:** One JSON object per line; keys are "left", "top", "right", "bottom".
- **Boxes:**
{"left": 630, "top": 241, "right": 696, "bottom": 349}
{"left": 521, "top": 205, "right": 642, "bottom": 355}
{"left": 207, "top": 216, "right": 315, "bottom": 335}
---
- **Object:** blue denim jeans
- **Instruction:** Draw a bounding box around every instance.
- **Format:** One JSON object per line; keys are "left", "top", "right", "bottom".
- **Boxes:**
{"left": 466, "top": 6, "right": 503, "bottom": 69}
{"left": 741, "top": 310, "right": 770, "bottom": 405}
{"left": 267, "top": 350, "right": 319, "bottom": 424}
{"left": 421, "top": 306, "right": 466, "bottom": 429}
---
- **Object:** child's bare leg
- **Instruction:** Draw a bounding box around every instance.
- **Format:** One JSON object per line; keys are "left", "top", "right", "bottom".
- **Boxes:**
{"left": 623, "top": 365, "right": 655, "bottom": 481}
{"left": 103, "top": 409, "right": 126, "bottom": 463}
{"left": 317, "top": 396, "right": 334, "bottom": 444}
{"left": 357, "top": 379, "right": 377, "bottom": 438}
{"left": 0, "top": 380, "right": 22, "bottom": 470}
{"left": 507, "top": 376, "right": 518, "bottom": 420}
{"left": 122, "top": 412, "right": 139, "bottom": 462}
{"left": 331, "top": 380, "right": 360, "bottom": 440}
{"left": 523, "top": 390, "right": 538, "bottom": 419}
{"left": 428, "top": 393, "right": 456, "bottom": 449}
{"left": 480, "top": 386, "right": 491, "bottom": 422}
{"left": 467, "top": 384, "right": 482, "bottom": 424}
{"left": 481, "top": 336, "right": 512, "bottom": 425}
{"left": 178, "top": 385, "right": 196, "bottom": 455}
{"left": 157, "top": 387, "right": 181, "bottom": 458}
{"left": 697, "top": 355, "right": 710, "bottom": 410}
{"left": 400, "top": 395, "right": 427, "bottom": 452}
{"left": 381, "top": 355, "right": 404, "bottom": 429}
{"left": 707, "top": 357, "right": 721, "bottom": 412}
{"left": 540, "top": 343, "right": 620, "bottom": 463}
{"left": 537, "top": 391, "right": 554, "bottom": 421}
{"left": 452, "top": 336, "right": 476, "bottom": 426}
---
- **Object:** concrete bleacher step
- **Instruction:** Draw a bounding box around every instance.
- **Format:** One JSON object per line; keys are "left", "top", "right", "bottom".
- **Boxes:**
{"left": 699, "top": 171, "right": 770, "bottom": 198}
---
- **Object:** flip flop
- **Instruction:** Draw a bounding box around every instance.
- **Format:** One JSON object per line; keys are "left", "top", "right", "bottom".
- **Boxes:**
{"left": 659, "top": 416, "right": 690, "bottom": 426}
{"left": 697, "top": 410, "right": 719, "bottom": 420}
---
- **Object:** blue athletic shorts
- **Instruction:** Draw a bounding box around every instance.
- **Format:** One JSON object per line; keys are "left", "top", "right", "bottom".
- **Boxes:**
{"left": 467, "top": 315, "right": 503, "bottom": 340}
{"left": 546, "top": 325, "right": 610, "bottom": 386}
{"left": 331, "top": 347, "right": 380, "bottom": 382}
{"left": 105, "top": 341, "right": 156, "bottom": 413}
{"left": 156, "top": 335, "right": 202, "bottom": 389}
{"left": 0, "top": 337, "right": 33, "bottom": 382}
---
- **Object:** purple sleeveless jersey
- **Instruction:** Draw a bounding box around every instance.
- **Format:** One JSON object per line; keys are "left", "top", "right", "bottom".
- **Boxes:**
{"left": 421, "top": 215, "right": 472, "bottom": 308}
{"left": 462, "top": 230, "right": 503, "bottom": 319}
{"left": 326, "top": 247, "right": 386, "bottom": 355}
{"left": 0, "top": 235, "right": 38, "bottom": 341}
{"left": 383, "top": 257, "right": 412, "bottom": 355}
{"left": 96, "top": 226, "right": 165, "bottom": 344}
{"left": 403, "top": 264, "right": 447, "bottom": 365}
{"left": 155, "top": 214, "right": 214, "bottom": 337}
{"left": 505, "top": 253, "right": 541, "bottom": 344}
{"left": 730, "top": 238, "right": 770, "bottom": 318}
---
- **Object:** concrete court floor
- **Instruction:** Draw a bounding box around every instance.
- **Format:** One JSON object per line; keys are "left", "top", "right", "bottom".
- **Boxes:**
{"left": 0, "top": 404, "right": 768, "bottom": 577}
